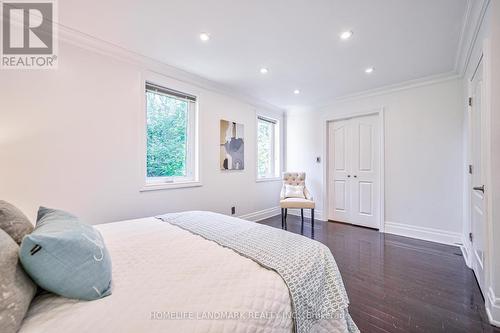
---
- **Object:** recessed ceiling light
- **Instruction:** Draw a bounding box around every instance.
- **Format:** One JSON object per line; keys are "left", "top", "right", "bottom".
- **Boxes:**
{"left": 260, "top": 68, "right": 269, "bottom": 74}
{"left": 293, "top": 89, "right": 300, "bottom": 95}
{"left": 365, "top": 67, "right": 374, "bottom": 74}
{"left": 199, "top": 32, "right": 210, "bottom": 42}
{"left": 340, "top": 30, "right": 353, "bottom": 40}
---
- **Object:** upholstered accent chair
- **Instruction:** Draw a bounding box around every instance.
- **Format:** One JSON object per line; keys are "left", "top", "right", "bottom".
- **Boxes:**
{"left": 280, "top": 172, "right": 315, "bottom": 234}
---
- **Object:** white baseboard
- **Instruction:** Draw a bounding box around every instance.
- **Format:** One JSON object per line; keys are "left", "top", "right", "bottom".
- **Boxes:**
{"left": 238, "top": 206, "right": 281, "bottom": 222}
{"left": 241, "top": 211, "right": 461, "bottom": 248}
{"left": 239, "top": 206, "right": 326, "bottom": 222}
{"left": 460, "top": 244, "right": 472, "bottom": 268}
{"left": 460, "top": 239, "right": 472, "bottom": 268}
{"left": 487, "top": 288, "right": 500, "bottom": 327}
{"left": 287, "top": 208, "right": 326, "bottom": 221}
{"left": 384, "top": 221, "right": 462, "bottom": 246}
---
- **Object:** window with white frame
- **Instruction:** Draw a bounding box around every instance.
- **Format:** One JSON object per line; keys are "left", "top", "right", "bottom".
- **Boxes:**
{"left": 145, "top": 82, "right": 197, "bottom": 185}
{"left": 257, "top": 116, "right": 280, "bottom": 179}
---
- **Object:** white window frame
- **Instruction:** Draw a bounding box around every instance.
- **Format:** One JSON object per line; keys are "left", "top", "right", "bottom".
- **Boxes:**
{"left": 256, "top": 115, "right": 281, "bottom": 182}
{"left": 140, "top": 74, "right": 201, "bottom": 191}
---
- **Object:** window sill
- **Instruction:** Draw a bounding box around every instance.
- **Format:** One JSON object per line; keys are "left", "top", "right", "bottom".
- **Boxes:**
{"left": 256, "top": 177, "right": 281, "bottom": 183}
{"left": 140, "top": 180, "right": 202, "bottom": 192}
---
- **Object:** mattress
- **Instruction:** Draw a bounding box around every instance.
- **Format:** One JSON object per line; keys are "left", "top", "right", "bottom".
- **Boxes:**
{"left": 19, "top": 216, "right": 353, "bottom": 332}
{"left": 20, "top": 217, "right": 294, "bottom": 333}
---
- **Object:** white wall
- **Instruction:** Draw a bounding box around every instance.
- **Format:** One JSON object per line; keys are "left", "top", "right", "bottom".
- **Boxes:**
{"left": 286, "top": 79, "right": 464, "bottom": 241}
{"left": 0, "top": 41, "right": 284, "bottom": 224}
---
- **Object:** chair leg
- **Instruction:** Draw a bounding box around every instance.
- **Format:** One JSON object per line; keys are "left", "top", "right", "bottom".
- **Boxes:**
{"left": 311, "top": 209, "right": 315, "bottom": 238}
{"left": 281, "top": 208, "right": 284, "bottom": 229}
{"left": 284, "top": 208, "right": 288, "bottom": 230}
{"left": 300, "top": 209, "right": 304, "bottom": 235}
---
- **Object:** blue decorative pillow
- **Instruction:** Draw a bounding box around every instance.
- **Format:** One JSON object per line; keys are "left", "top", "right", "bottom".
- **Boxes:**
{"left": 19, "top": 207, "right": 112, "bottom": 300}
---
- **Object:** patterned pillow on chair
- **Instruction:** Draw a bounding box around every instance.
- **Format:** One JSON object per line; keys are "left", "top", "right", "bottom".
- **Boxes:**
{"left": 284, "top": 185, "right": 305, "bottom": 199}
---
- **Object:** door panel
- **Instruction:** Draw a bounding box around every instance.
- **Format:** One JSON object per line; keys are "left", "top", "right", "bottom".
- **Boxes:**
{"left": 470, "top": 58, "right": 486, "bottom": 293}
{"left": 334, "top": 126, "right": 347, "bottom": 171}
{"left": 358, "top": 123, "right": 373, "bottom": 171}
{"left": 359, "top": 182, "right": 373, "bottom": 215}
{"left": 334, "top": 181, "right": 347, "bottom": 212}
{"left": 351, "top": 115, "right": 380, "bottom": 228}
{"left": 329, "top": 120, "right": 351, "bottom": 223}
{"left": 329, "top": 114, "right": 380, "bottom": 229}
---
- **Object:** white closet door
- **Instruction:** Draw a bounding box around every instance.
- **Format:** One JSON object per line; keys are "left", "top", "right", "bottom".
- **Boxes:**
{"left": 350, "top": 115, "right": 380, "bottom": 228}
{"left": 329, "top": 114, "right": 380, "bottom": 229}
{"left": 470, "top": 58, "right": 486, "bottom": 293}
{"left": 329, "top": 120, "right": 351, "bottom": 223}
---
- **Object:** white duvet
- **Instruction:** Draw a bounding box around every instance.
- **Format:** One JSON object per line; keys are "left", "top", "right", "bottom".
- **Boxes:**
{"left": 20, "top": 217, "right": 293, "bottom": 333}
{"left": 19, "top": 216, "right": 351, "bottom": 333}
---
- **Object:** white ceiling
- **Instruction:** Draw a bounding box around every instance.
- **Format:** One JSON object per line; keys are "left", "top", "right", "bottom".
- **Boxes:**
{"left": 59, "top": 0, "right": 468, "bottom": 110}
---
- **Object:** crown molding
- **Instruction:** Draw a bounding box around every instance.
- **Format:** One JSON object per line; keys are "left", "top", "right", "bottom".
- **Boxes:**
{"left": 55, "top": 23, "right": 285, "bottom": 114}
{"left": 311, "top": 72, "right": 460, "bottom": 109}
{"left": 455, "top": 0, "right": 491, "bottom": 76}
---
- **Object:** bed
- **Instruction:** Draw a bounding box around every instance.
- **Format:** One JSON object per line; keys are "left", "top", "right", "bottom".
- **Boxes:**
{"left": 19, "top": 212, "right": 357, "bottom": 333}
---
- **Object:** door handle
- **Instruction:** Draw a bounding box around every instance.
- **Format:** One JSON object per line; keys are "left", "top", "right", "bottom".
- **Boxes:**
{"left": 473, "top": 185, "right": 485, "bottom": 193}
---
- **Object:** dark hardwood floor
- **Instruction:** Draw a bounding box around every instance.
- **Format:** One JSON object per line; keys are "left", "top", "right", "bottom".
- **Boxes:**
{"left": 259, "top": 215, "right": 500, "bottom": 333}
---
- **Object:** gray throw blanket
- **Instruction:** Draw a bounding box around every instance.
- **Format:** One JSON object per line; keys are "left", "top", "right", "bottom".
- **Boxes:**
{"left": 156, "top": 211, "right": 359, "bottom": 333}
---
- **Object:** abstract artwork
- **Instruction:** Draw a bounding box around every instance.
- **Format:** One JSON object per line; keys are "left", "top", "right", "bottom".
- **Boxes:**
{"left": 220, "top": 119, "right": 244, "bottom": 170}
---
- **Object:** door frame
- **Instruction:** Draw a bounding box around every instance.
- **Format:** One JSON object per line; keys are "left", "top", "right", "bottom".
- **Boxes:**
{"left": 322, "top": 107, "right": 385, "bottom": 232}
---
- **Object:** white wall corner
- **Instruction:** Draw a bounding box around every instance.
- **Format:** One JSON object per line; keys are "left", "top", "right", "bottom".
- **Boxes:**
{"left": 239, "top": 206, "right": 281, "bottom": 222}
{"left": 486, "top": 287, "right": 500, "bottom": 327}
{"left": 384, "top": 221, "right": 463, "bottom": 246}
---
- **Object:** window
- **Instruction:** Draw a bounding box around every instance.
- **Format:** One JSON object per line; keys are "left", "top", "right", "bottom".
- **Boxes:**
{"left": 257, "top": 116, "right": 280, "bottom": 180}
{"left": 145, "top": 82, "right": 198, "bottom": 187}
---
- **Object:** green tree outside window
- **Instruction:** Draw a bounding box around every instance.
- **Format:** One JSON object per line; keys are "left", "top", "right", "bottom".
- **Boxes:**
{"left": 146, "top": 92, "right": 188, "bottom": 178}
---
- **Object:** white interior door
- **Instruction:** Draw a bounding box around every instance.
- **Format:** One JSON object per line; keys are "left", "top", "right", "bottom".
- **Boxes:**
{"left": 328, "top": 114, "right": 380, "bottom": 229}
{"left": 470, "top": 58, "right": 486, "bottom": 293}
{"left": 351, "top": 115, "right": 380, "bottom": 228}
{"left": 329, "top": 120, "right": 351, "bottom": 223}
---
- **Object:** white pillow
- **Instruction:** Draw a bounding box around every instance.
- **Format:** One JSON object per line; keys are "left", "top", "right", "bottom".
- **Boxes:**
{"left": 284, "top": 185, "right": 305, "bottom": 199}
